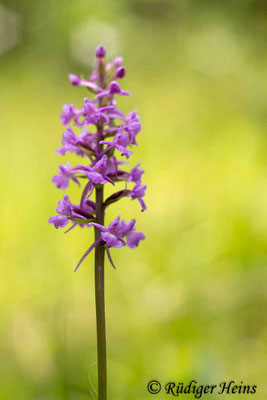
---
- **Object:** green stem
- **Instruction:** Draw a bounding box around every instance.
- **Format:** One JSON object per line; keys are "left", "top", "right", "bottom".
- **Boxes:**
{"left": 94, "top": 54, "right": 107, "bottom": 400}
{"left": 94, "top": 185, "right": 106, "bottom": 400}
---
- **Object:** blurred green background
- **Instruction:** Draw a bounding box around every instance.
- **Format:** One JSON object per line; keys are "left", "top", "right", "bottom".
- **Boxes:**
{"left": 1, "top": 0, "right": 267, "bottom": 399}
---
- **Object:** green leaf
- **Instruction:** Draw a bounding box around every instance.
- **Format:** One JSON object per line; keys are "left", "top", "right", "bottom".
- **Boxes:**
{"left": 104, "top": 189, "right": 130, "bottom": 208}
{"left": 69, "top": 217, "right": 95, "bottom": 224}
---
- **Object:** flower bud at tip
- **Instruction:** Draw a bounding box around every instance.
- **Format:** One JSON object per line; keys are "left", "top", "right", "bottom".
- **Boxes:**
{"left": 115, "top": 66, "right": 126, "bottom": 79}
{"left": 96, "top": 45, "right": 106, "bottom": 58}
{"left": 69, "top": 74, "right": 80, "bottom": 86}
{"left": 114, "top": 57, "right": 123, "bottom": 67}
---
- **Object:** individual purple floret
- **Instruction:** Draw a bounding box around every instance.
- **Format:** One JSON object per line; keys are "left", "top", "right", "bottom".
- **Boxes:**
{"left": 96, "top": 81, "right": 131, "bottom": 101}
{"left": 128, "top": 183, "right": 147, "bottom": 212}
{"left": 56, "top": 128, "right": 84, "bottom": 156}
{"left": 52, "top": 162, "right": 80, "bottom": 189}
{"left": 128, "top": 163, "right": 144, "bottom": 183}
{"left": 49, "top": 194, "right": 72, "bottom": 229}
{"left": 91, "top": 216, "right": 145, "bottom": 249}
{"left": 60, "top": 104, "right": 84, "bottom": 126}
{"left": 124, "top": 111, "right": 141, "bottom": 145}
{"left": 60, "top": 104, "right": 75, "bottom": 125}
{"left": 56, "top": 128, "right": 96, "bottom": 156}
{"left": 77, "top": 155, "right": 114, "bottom": 186}
{"left": 49, "top": 194, "right": 95, "bottom": 231}
{"left": 69, "top": 74, "right": 101, "bottom": 93}
{"left": 75, "top": 216, "right": 145, "bottom": 271}
{"left": 49, "top": 45, "right": 146, "bottom": 271}
{"left": 100, "top": 126, "right": 133, "bottom": 158}
{"left": 82, "top": 98, "right": 113, "bottom": 126}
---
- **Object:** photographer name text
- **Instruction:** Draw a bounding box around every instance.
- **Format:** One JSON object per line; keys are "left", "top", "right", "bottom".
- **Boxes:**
{"left": 147, "top": 380, "right": 257, "bottom": 397}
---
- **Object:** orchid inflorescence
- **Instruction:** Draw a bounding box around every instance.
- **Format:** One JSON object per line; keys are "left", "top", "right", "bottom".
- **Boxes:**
{"left": 49, "top": 45, "right": 146, "bottom": 271}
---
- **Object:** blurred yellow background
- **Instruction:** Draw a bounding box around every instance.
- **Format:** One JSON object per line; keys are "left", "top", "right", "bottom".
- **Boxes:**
{"left": 1, "top": 0, "right": 267, "bottom": 399}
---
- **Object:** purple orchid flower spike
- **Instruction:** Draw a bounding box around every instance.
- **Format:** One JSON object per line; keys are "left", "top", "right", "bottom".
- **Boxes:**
{"left": 51, "top": 46, "right": 146, "bottom": 259}
{"left": 49, "top": 46, "right": 147, "bottom": 400}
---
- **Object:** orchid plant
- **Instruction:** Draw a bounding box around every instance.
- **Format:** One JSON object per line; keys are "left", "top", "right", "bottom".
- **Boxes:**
{"left": 49, "top": 46, "right": 146, "bottom": 400}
